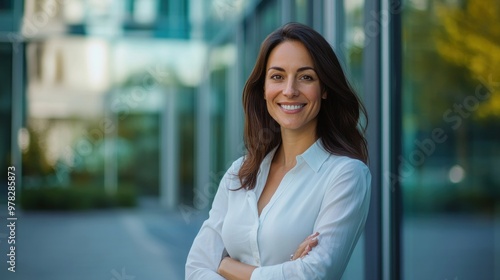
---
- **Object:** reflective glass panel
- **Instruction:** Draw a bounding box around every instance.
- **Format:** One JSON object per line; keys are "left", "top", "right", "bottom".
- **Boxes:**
{"left": 340, "top": 0, "right": 365, "bottom": 279}
{"left": 401, "top": 0, "right": 500, "bottom": 279}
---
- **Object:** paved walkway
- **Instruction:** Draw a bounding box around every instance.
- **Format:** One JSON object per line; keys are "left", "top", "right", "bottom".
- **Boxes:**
{"left": 2, "top": 200, "right": 496, "bottom": 280}
{"left": 0, "top": 199, "right": 208, "bottom": 280}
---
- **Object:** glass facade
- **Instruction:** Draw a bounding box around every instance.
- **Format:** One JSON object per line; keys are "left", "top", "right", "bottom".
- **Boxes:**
{"left": 0, "top": 43, "right": 13, "bottom": 187}
{"left": 0, "top": 0, "right": 12, "bottom": 11}
{"left": 1, "top": 0, "right": 498, "bottom": 279}
{"left": 401, "top": 0, "right": 500, "bottom": 278}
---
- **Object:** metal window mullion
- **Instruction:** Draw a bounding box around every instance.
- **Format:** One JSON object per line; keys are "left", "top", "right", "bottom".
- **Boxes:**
{"left": 11, "top": 0, "right": 25, "bottom": 197}
{"left": 381, "top": 0, "right": 402, "bottom": 279}
{"left": 162, "top": 86, "right": 179, "bottom": 209}
{"left": 381, "top": 0, "right": 392, "bottom": 278}
{"left": 390, "top": 1, "right": 403, "bottom": 279}
{"left": 11, "top": 42, "right": 23, "bottom": 193}
{"left": 323, "top": 0, "right": 335, "bottom": 47}
{"left": 363, "top": 0, "right": 382, "bottom": 278}
{"left": 226, "top": 26, "right": 244, "bottom": 161}
{"left": 195, "top": 55, "right": 211, "bottom": 210}
{"left": 312, "top": 0, "right": 323, "bottom": 32}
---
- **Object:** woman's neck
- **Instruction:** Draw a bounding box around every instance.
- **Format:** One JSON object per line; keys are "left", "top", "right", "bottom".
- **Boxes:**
{"left": 275, "top": 128, "right": 318, "bottom": 169}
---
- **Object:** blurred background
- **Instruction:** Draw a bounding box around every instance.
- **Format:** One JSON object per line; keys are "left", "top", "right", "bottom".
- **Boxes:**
{"left": 0, "top": 0, "right": 499, "bottom": 279}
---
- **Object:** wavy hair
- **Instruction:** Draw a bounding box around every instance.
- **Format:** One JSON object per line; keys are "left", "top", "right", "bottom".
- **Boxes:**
{"left": 238, "top": 22, "right": 368, "bottom": 190}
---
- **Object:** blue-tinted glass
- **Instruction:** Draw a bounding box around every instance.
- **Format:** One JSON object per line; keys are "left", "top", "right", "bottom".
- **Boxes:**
{"left": 340, "top": 1, "right": 365, "bottom": 279}
{"left": 210, "top": 58, "right": 228, "bottom": 177}
{"left": 402, "top": 0, "right": 500, "bottom": 278}
{"left": 0, "top": 0, "right": 13, "bottom": 11}
{"left": 294, "top": 0, "right": 310, "bottom": 25}
{"left": 0, "top": 43, "right": 12, "bottom": 198}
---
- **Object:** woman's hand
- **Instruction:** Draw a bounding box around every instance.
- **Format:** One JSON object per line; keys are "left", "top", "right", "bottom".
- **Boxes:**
{"left": 290, "top": 232, "right": 319, "bottom": 261}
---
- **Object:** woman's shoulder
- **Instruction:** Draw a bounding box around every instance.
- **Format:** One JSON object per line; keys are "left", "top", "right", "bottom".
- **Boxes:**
{"left": 320, "top": 155, "right": 371, "bottom": 194}
{"left": 219, "top": 156, "right": 245, "bottom": 183}
{"left": 228, "top": 155, "right": 246, "bottom": 172}
{"left": 324, "top": 154, "right": 370, "bottom": 175}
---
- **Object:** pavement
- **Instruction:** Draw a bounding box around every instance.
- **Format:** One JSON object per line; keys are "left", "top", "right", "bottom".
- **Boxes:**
{"left": 0, "top": 198, "right": 497, "bottom": 280}
{"left": 0, "top": 198, "right": 209, "bottom": 280}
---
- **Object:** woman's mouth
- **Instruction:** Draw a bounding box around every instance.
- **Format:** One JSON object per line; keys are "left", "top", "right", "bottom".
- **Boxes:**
{"left": 279, "top": 103, "right": 306, "bottom": 112}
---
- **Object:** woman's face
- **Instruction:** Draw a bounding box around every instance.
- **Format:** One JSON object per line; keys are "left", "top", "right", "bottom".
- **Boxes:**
{"left": 264, "top": 40, "right": 325, "bottom": 135}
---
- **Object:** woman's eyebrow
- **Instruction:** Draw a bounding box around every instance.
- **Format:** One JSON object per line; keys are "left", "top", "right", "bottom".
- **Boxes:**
{"left": 267, "top": 66, "right": 285, "bottom": 72}
{"left": 267, "top": 66, "right": 316, "bottom": 72}
{"left": 297, "top": 66, "right": 316, "bottom": 72}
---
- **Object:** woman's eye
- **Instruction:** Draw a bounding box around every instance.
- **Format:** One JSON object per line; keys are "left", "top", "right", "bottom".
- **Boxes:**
{"left": 301, "top": 75, "right": 313, "bottom": 81}
{"left": 270, "top": 74, "right": 283, "bottom": 80}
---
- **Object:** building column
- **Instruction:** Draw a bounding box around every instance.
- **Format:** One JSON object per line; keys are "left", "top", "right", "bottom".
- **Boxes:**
{"left": 195, "top": 63, "right": 211, "bottom": 210}
{"left": 363, "top": 0, "right": 383, "bottom": 279}
{"left": 161, "top": 87, "right": 179, "bottom": 209}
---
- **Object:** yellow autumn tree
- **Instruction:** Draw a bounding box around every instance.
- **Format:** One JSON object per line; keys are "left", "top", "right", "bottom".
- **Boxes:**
{"left": 436, "top": 0, "right": 500, "bottom": 118}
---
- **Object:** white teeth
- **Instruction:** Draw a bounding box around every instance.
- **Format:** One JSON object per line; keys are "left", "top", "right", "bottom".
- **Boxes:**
{"left": 280, "top": 104, "right": 304, "bottom": 110}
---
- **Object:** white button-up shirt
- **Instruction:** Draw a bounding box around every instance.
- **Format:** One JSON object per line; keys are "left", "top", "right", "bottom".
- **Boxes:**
{"left": 186, "top": 140, "right": 371, "bottom": 280}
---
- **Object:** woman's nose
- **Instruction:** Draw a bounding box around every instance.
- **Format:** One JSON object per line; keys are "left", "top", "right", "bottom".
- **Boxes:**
{"left": 282, "top": 79, "right": 299, "bottom": 97}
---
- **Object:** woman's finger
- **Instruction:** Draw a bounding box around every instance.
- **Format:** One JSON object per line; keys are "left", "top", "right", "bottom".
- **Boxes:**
{"left": 299, "top": 245, "right": 310, "bottom": 258}
{"left": 309, "top": 237, "right": 319, "bottom": 247}
{"left": 306, "top": 232, "right": 319, "bottom": 241}
{"left": 291, "top": 232, "right": 320, "bottom": 260}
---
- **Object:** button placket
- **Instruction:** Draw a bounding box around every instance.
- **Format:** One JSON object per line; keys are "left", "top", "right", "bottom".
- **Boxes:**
{"left": 259, "top": 162, "right": 299, "bottom": 223}
{"left": 247, "top": 192, "right": 261, "bottom": 266}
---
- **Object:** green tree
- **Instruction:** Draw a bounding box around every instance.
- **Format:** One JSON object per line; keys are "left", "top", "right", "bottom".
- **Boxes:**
{"left": 436, "top": 0, "right": 500, "bottom": 118}
{"left": 22, "top": 126, "right": 54, "bottom": 186}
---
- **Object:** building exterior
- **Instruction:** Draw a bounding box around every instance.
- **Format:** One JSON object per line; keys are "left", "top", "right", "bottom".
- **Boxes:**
{"left": 1, "top": 0, "right": 499, "bottom": 279}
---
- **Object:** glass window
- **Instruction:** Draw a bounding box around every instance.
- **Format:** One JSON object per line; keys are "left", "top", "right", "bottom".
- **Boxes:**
{"left": 178, "top": 87, "right": 196, "bottom": 205}
{"left": 0, "top": 0, "right": 13, "bottom": 11}
{"left": 294, "top": 0, "right": 311, "bottom": 25}
{"left": 339, "top": 1, "right": 365, "bottom": 279}
{"left": 242, "top": 1, "right": 280, "bottom": 83}
{"left": 158, "top": 0, "right": 169, "bottom": 16}
{"left": 342, "top": 0, "right": 364, "bottom": 96}
{"left": 117, "top": 112, "right": 160, "bottom": 196}
{"left": 23, "top": 40, "right": 107, "bottom": 191}
{"left": 258, "top": 0, "right": 280, "bottom": 42}
{"left": 401, "top": 0, "right": 500, "bottom": 279}
{"left": 0, "top": 43, "right": 12, "bottom": 196}
{"left": 209, "top": 48, "right": 228, "bottom": 179}
{"left": 155, "top": 0, "right": 189, "bottom": 38}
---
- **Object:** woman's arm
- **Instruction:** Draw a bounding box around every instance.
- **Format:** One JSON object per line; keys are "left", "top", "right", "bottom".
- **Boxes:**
{"left": 186, "top": 162, "right": 240, "bottom": 279}
{"left": 291, "top": 232, "right": 319, "bottom": 260}
{"left": 218, "top": 232, "right": 319, "bottom": 280}
{"left": 217, "top": 257, "right": 256, "bottom": 280}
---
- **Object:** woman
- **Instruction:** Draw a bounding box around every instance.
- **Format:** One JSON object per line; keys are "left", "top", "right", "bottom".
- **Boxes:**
{"left": 186, "top": 22, "right": 371, "bottom": 280}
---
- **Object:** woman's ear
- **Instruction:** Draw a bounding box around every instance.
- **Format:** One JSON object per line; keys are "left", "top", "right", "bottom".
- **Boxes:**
{"left": 321, "top": 85, "right": 327, "bottom": 99}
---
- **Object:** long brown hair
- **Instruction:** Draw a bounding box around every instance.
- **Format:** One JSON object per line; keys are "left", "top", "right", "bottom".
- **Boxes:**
{"left": 238, "top": 22, "right": 368, "bottom": 190}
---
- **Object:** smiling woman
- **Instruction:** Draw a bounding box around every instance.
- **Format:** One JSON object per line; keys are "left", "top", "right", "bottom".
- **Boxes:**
{"left": 186, "top": 22, "right": 371, "bottom": 280}
{"left": 264, "top": 40, "right": 325, "bottom": 134}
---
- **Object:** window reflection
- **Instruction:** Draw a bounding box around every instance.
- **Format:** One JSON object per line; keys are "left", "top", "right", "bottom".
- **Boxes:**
{"left": 0, "top": 43, "right": 13, "bottom": 187}
{"left": 341, "top": 1, "right": 365, "bottom": 279}
{"left": 0, "top": 0, "right": 13, "bottom": 11}
{"left": 402, "top": 0, "right": 500, "bottom": 278}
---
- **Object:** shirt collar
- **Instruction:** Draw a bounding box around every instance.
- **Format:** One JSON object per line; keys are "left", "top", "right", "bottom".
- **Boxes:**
{"left": 298, "top": 139, "right": 330, "bottom": 173}
{"left": 263, "top": 139, "right": 330, "bottom": 173}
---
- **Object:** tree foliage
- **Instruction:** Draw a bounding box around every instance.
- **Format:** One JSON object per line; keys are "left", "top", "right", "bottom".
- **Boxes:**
{"left": 436, "top": 0, "right": 500, "bottom": 118}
